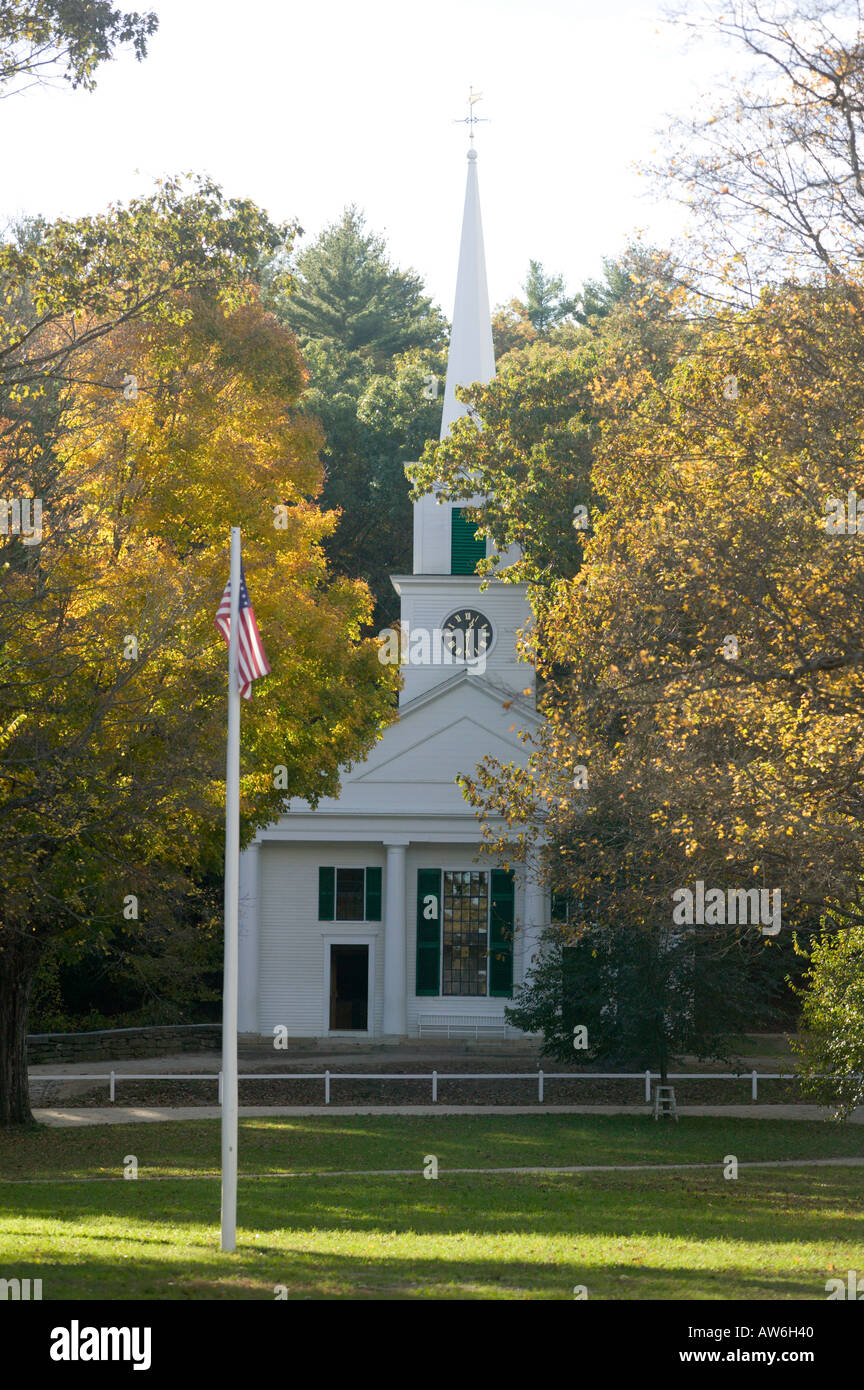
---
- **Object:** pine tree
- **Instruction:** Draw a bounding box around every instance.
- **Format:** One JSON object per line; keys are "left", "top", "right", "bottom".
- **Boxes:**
{"left": 264, "top": 209, "right": 447, "bottom": 624}
{"left": 274, "top": 207, "right": 446, "bottom": 362}
{"left": 522, "top": 259, "right": 576, "bottom": 335}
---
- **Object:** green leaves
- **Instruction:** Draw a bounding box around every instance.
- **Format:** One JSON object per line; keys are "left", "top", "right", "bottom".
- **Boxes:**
{"left": 0, "top": 2, "right": 158, "bottom": 97}
{"left": 263, "top": 211, "right": 447, "bottom": 625}
{"left": 270, "top": 206, "right": 446, "bottom": 362}
{"left": 0, "top": 175, "right": 297, "bottom": 392}
{"left": 792, "top": 918, "right": 864, "bottom": 1118}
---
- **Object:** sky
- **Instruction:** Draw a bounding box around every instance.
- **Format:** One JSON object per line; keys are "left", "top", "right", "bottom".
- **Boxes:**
{"left": 0, "top": 0, "right": 746, "bottom": 317}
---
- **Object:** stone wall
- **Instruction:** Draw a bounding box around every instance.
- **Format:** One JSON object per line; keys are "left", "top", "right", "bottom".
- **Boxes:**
{"left": 27, "top": 1024, "right": 221, "bottom": 1064}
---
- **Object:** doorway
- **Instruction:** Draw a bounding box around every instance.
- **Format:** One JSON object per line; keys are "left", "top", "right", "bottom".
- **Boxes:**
{"left": 329, "top": 944, "right": 369, "bottom": 1031}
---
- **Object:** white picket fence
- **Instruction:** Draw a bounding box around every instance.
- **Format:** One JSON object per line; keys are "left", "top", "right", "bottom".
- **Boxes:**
{"left": 29, "top": 1068, "right": 834, "bottom": 1105}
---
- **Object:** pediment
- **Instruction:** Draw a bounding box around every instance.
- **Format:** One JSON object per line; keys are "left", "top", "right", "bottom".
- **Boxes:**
{"left": 350, "top": 711, "right": 529, "bottom": 785}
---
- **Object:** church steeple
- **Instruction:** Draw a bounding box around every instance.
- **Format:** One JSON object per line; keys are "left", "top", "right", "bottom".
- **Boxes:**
{"left": 411, "top": 140, "right": 496, "bottom": 576}
{"left": 440, "top": 147, "right": 496, "bottom": 438}
{"left": 393, "top": 123, "right": 533, "bottom": 705}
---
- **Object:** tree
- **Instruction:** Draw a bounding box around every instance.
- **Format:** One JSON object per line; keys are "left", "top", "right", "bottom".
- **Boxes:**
{"left": 270, "top": 206, "right": 446, "bottom": 362}
{"left": 0, "top": 276, "right": 394, "bottom": 1126}
{"left": 656, "top": 0, "right": 864, "bottom": 300}
{"left": 421, "top": 256, "right": 864, "bottom": 1053}
{"left": 508, "top": 921, "right": 775, "bottom": 1081}
{"left": 491, "top": 297, "right": 537, "bottom": 359}
{"left": 0, "top": 0, "right": 157, "bottom": 97}
{"left": 408, "top": 256, "right": 690, "bottom": 589}
{"left": 411, "top": 339, "right": 601, "bottom": 589}
{"left": 489, "top": 261, "right": 575, "bottom": 358}
{"left": 0, "top": 173, "right": 298, "bottom": 395}
{"left": 264, "top": 209, "right": 447, "bottom": 623}
{"left": 572, "top": 246, "right": 682, "bottom": 325}
{"left": 522, "top": 260, "right": 576, "bottom": 335}
{"left": 792, "top": 914, "right": 864, "bottom": 1118}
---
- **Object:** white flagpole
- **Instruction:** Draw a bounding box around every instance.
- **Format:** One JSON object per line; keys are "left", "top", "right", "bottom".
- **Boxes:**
{"left": 220, "top": 526, "right": 242, "bottom": 1252}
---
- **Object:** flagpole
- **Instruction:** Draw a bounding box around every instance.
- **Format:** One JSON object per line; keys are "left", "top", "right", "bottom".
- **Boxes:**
{"left": 220, "top": 526, "right": 242, "bottom": 1252}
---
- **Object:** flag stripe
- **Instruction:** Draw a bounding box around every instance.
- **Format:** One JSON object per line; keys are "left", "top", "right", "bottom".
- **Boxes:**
{"left": 215, "top": 561, "right": 271, "bottom": 700}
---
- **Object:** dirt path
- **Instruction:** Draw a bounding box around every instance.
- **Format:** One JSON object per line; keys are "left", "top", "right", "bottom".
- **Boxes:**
{"left": 30, "top": 1102, "right": 864, "bottom": 1126}
{"left": 4, "top": 1154, "right": 864, "bottom": 1185}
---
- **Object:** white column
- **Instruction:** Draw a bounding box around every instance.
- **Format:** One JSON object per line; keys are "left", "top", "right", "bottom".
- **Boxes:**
{"left": 238, "top": 841, "right": 261, "bottom": 1034}
{"left": 382, "top": 840, "right": 409, "bottom": 1035}
{"left": 520, "top": 854, "right": 547, "bottom": 985}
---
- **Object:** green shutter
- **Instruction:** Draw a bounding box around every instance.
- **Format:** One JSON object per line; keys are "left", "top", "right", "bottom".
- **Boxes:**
{"left": 450, "top": 508, "right": 486, "bottom": 575}
{"left": 318, "top": 866, "right": 335, "bottom": 921}
{"left": 416, "top": 868, "right": 442, "bottom": 996}
{"left": 365, "top": 866, "right": 382, "bottom": 921}
{"left": 490, "top": 868, "right": 515, "bottom": 997}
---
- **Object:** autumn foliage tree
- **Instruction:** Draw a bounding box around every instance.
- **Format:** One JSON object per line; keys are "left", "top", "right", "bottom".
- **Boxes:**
{"left": 657, "top": 0, "right": 864, "bottom": 300}
{"left": 0, "top": 207, "right": 394, "bottom": 1124}
{"left": 411, "top": 4, "right": 864, "bottom": 1069}
{"left": 416, "top": 255, "right": 864, "bottom": 1064}
{"left": 0, "top": 0, "right": 157, "bottom": 98}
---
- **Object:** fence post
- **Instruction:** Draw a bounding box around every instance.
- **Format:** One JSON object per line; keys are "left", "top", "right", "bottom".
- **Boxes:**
{"left": 432, "top": 1070, "right": 438, "bottom": 1103}
{"left": 325, "top": 1070, "right": 330, "bottom": 1105}
{"left": 751, "top": 1069, "right": 758, "bottom": 1102}
{"left": 538, "top": 1069, "right": 544, "bottom": 1104}
{"left": 218, "top": 1069, "right": 223, "bottom": 1106}
{"left": 645, "top": 1070, "right": 651, "bottom": 1104}
{"left": 109, "top": 1070, "right": 115, "bottom": 1103}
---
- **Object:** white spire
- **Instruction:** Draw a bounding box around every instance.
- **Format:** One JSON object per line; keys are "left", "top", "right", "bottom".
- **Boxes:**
{"left": 440, "top": 148, "right": 495, "bottom": 438}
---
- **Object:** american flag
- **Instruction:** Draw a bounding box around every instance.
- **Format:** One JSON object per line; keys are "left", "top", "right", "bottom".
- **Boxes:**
{"left": 215, "top": 562, "right": 271, "bottom": 700}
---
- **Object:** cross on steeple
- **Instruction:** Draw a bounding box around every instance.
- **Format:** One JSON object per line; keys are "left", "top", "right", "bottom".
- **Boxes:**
{"left": 455, "top": 87, "right": 489, "bottom": 145}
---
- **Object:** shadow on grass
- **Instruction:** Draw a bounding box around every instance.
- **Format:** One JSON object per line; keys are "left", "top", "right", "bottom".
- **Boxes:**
{"left": 1, "top": 1165, "right": 860, "bottom": 1299}
{"left": 1, "top": 1169, "right": 862, "bottom": 1243}
{"left": 0, "top": 1245, "right": 833, "bottom": 1301}
{"left": 1, "top": 1114, "right": 863, "bottom": 1182}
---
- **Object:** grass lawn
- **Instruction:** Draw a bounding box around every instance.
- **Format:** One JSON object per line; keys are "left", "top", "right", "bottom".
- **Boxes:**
{"left": 0, "top": 1114, "right": 862, "bottom": 1300}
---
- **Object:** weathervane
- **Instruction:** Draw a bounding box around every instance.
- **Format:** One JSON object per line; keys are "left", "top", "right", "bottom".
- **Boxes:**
{"left": 455, "top": 87, "right": 488, "bottom": 145}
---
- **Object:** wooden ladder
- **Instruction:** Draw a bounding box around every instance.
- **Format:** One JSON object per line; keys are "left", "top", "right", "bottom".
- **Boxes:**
{"left": 653, "top": 1084, "right": 679, "bottom": 1122}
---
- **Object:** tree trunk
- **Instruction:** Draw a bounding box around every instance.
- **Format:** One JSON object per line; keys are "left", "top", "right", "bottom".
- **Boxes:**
{"left": 0, "top": 931, "right": 40, "bottom": 1126}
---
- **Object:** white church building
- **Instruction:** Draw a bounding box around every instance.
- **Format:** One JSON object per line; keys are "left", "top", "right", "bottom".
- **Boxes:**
{"left": 237, "top": 144, "right": 547, "bottom": 1041}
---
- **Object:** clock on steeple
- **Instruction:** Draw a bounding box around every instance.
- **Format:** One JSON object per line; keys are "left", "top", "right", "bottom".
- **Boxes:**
{"left": 442, "top": 608, "right": 493, "bottom": 662}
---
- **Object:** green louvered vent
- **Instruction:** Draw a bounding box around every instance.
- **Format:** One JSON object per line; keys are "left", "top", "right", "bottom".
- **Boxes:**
{"left": 450, "top": 508, "right": 486, "bottom": 575}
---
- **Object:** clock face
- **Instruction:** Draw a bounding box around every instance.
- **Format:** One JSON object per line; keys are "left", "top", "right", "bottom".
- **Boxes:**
{"left": 442, "top": 608, "right": 493, "bottom": 662}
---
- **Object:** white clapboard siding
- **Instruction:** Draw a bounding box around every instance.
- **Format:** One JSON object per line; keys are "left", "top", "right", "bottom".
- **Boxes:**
{"left": 259, "top": 842, "right": 384, "bottom": 1037}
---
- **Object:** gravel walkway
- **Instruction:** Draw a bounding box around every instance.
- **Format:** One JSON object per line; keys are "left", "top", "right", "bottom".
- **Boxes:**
{"left": 31, "top": 1102, "right": 864, "bottom": 1126}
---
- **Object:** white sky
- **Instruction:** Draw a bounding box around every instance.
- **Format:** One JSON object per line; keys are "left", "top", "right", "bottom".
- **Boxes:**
{"left": 0, "top": 0, "right": 743, "bottom": 316}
